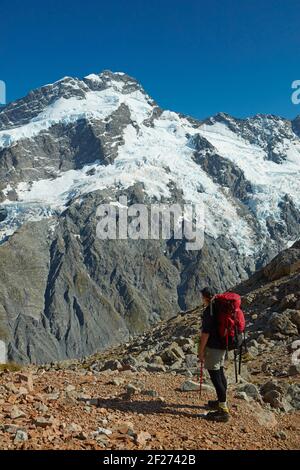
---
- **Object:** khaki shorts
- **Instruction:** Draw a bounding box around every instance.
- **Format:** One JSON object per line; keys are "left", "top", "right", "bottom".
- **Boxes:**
{"left": 204, "top": 347, "right": 226, "bottom": 370}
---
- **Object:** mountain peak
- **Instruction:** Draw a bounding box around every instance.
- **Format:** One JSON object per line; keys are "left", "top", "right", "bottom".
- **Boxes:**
{"left": 0, "top": 71, "right": 300, "bottom": 369}
{"left": 0, "top": 69, "right": 156, "bottom": 145}
{"left": 83, "top": 69, "right": 146, "bottom": 96}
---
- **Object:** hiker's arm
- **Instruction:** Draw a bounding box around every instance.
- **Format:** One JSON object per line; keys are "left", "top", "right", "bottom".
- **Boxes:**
{"left": 199, "top": 333, "right": 209, "bottom": 361}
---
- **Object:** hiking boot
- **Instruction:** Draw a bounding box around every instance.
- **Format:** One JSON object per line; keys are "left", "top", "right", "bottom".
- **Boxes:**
{"left": 205, "top": 408, "right": 230, "bottom": 423}
{"left": 205, "top": 400, "right": 219, "bottom": 410}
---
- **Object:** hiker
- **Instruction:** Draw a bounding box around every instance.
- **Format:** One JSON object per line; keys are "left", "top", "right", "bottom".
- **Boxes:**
{"left": 198, "top": 287, "right": 245, "bottom": 423}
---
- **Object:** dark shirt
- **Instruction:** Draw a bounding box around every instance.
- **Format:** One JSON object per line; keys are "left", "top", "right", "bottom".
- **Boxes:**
{"left": 201, "top": 302, "right": 225, "bottom": 350}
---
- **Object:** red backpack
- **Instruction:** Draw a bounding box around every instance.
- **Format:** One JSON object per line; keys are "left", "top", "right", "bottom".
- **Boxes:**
{"left": 213, "top": 292, "right": 245, "bottom": 350}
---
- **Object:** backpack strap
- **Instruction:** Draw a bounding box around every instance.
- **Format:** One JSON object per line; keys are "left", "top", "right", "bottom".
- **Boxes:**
{"left": 234, "top": 349, "right": 238, "bottom": 383}
{"left": 209, "top": 300, "right": 213, "bottom": 317}
{"left": 209, "top": 297, "right": 216, "bottom": 317}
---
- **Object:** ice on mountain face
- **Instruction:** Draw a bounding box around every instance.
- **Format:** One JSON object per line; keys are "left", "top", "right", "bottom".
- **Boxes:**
{"left": 2, "top": 184, "right": 13, "bottom": 197}
{"left": 2, "top": 101, "right": 297, "bottom": 256}
{"left": 0, "top": 86, "right": 153, "bottom": 150}
{"left": 199, "top": 122, "right": 300, "bottom": 234}
{"left": 209, "top": 113, "right": 295, "bottom": 148}
{"left": 1, "top": 72, "right": 299, "bottom": 255}
{"left": 84, "top": 74, "right": 103, "bottom": 83}
{"left": 0, "top": 203, "right": 57, "bottom": 244}
{"left": 3, "top": 109, "right": 258, "bottom": 256}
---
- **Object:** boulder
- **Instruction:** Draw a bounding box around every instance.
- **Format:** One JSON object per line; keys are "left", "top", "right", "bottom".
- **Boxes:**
{"left": 185, "top": 354, "right": 198, "bottom": 369}
{"left": 248, "top": 339, "right": 259, "bottom": 348}
{"left": 17, "top": 372, "right": 34, "bottom": 392}
{"left": 256, "top": 334, "right": 269, "bottom": 345}
{"left": 109, "top": 377, "right": 125, "bottom": 386}
{"left": 18, "top": 386, "right": 29, "bottom": 396}
{"left": 253, "top": 408, "right": 277, "bottom": 428}
{"left": 170, "top": 360, "right": 183, "bottom": 371}
{"left": 180, "top": 380, "right": 213, "bottom": 392}
{"left": 234, "top": 391, "right": 250, "bottom": 402}
{"left": 275, "top": 431, "right": 287, "bottom": 441}
{"left": 94, "top": 427, "right": 112, "bottom": 436}
{"left": 247, "top": 346, "right": 259, "bottom": 357}
{"left": 263, "top": 246, "right": 300, "bottom": 281}
{"left": 125, "top": 383, "right": 141, "bottom": 396}
{"left": 160, "top": 343, "right": 185, "bottom": 365}
{"left": 278, "top": 295, "right": 298, "bottom": 311}
{"left": 135, "top": 431, "right": 152, "bottom": 446}
{"left": 149, "top": 355, "right": 164, "bottom": 366}
{"left": 237, "top": 383, "right": 260, "bottom": 400}
{"left": 175, "top": 337, "right": 194, "bottom": 348}
{"left": 263, "top": 390, "right": 283, "bottom": 408}
{"left": 146, "top": 364, "right": 166, "bottom": 373}
{"left": 5, "top": 382, "right": 18, "bottom": 394}
{"left": 265, "top": 312, "right": 298, "bottom": 338}
{"left": 142, "top": 389, "right": 159, "bottom": 397}
{"left": 4, "top": 424, "right": 21, "bottom": 434}
{"left": 121, "top": 355, "right": 138, "bottom": 367}
{"left": 286, "top": 384, "right": 300, "bottom": 410}
{"left": 34, "top": 402, "right": 49, "bottom": 413}
{"left": 14, "top": 430, "right": 28, "bottom": 443}
{"left": 33, "top": 417, "right": 54, "bottom": 428}
{"left": 45, "top": 392, "right": 60, "bottom": 401}
{"left": 102, "top": 360, "right": 122, "bottom": 371}
{"left": 260, "top": 380, "right": 284, "bottom": 396}
{"left": 10, "top": 406, "right": 26, "bottom": 420}
{"left": 66, "top": 423, "right": 83, "bottom": 433}
{"left": 290, "top": 339, "right": 300, "bottom": 351}
{"left": 289, "top": 310, "right": 300, "bottom": 330}
{"left": 114, "top": 422, "right": 135, "bottom": 436}
{"left": 288, "top": 364, "right": 300, "bottom": 376}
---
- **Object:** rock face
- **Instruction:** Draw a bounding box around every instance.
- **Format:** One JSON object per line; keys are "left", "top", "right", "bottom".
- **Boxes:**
{"left": 263, "top": 242, "right": 300, "bottom": 281}
{"left": 0, "top": 71, "right": 300, "bottom": 363}
{"left": 0, "top": 207, "right": 7, "bottom": 222}
{"left": 265, "top": 311, "right": 299, "bottom": 338}
{"left": 236, "top": 240, "right": 300, "bottom": 341}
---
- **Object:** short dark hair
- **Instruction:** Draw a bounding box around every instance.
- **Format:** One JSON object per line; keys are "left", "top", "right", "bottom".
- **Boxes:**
{"left": 201, "top": 287, "right": 215, "bottom": 299}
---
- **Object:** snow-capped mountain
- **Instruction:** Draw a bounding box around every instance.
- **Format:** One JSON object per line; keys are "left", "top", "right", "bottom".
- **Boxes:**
{"left": 0, "top": 70, "right": 299, "bottom": 363}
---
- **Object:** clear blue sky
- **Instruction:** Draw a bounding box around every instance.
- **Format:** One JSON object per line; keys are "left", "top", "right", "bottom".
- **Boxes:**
{"left": 1, "top": 0, "right": 300, "bottom": 119}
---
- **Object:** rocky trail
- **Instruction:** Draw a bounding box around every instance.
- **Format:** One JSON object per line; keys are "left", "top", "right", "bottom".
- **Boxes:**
{"left": 0, "top": 312, "right": 299, "bottom": 450}
{"left": 1, "top": 241, "right": 300, "bottom": 450}
{"left": 0, "top": 368, "right": 299, "bottom": 450}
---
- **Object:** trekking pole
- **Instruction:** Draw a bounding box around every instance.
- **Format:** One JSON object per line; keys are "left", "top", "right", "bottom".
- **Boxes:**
{"left": 234, "top": 349, "right": 238, "bottom": 383}
{"left": 243, "top": 331, "right": 248, "bottom": 353}
{"left": 199, "top": 359, "right": 204, "bottom": 398}
{"left": 238, "top": 344, "right": 243, "bottom": 375}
